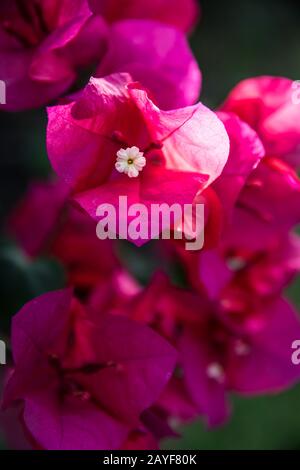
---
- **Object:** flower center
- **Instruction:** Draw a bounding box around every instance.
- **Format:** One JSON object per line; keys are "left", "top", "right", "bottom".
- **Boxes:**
{"left": 115, "top": 146, "right": 146, "bottom": 178}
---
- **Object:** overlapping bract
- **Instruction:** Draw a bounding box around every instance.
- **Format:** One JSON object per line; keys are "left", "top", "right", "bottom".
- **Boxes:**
{"left": 46, "top": 73, "right": 229, "bottom": 243}
{"left": 0, "top": 0, "right": 201, "bottom": 111}
{"left": 88, "top": 0, "right": 200, "bottom": 32}
{"left": 1, "top": 0, "right": 300, "bottom": 452}
{"left": 2, "top": 289, "right": 176, "bottom": 449}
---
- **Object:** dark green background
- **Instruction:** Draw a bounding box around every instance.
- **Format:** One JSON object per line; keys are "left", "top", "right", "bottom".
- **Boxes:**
{"left": 1, "top": 0, "right": 300, "bottom": 450}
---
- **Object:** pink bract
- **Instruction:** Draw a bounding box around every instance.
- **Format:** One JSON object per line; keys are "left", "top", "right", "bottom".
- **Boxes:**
{"left": 8, "top": 180, "right": 69, "bottom": 257}
{"left": 0, "top": 0, "right": 107, "bottom": 111}
{"left": 95, "top": 19, "right": 201, "bottom": 109}
{"left": 224, "top": 157, "right": 300, "bottom": 251}
{"left": 8, "top": 180, "right": 119, "bottom": 292}
{"left": 213, "top": 111, "right": 265, "bottom": 220}
{"left": 3, "top": 289, "right": 177, "bottom": 450}
{"left": 47, "top": 73, "right": 229, "bottom": 243}
{"left": 88, "top": 0, "right": 200, "bottom": 32}
{"left": 180, "top": 296, "right": 300, "bottom": 427}
{"left": 222, "top": 76, "right": 300, "bottom": 168}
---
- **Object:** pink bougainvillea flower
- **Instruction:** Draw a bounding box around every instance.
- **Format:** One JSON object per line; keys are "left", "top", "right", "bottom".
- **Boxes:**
{"left": 112, "top": 273, "right": 204, "bottom": 424}
{"left": 177, "top": 112, "right": 265, "bottom": 246}
{"left": 47, "top": 73, "right": 229, "bottom": 244}
{"left": 171, "top": 227, "right": 300, "bottom": 350}
{"left": 221, "top": 76, "right": 300, "bottom": 167}
{"left": 172, "top": 230, "right": 300, "bottom": 304}
{"left": 155, "top": 112, "right": 264, "bottom": 248}
{"left": 140, "top": 407, "right": 178, "bottom": 442}
{"left": 0, "top": 369, "right": 32, "bottom": 450}
{"left": 212, "top": 111, "right": 265, "bottom": 220}
{"left": 95, "top": 19, "right": 201, "bottom": 110}
{"left": 170, "top": 245, "right": 233, "bottom": 297}
{"left": 8, "top": 180, "right": 69, "bottom": 257}
{"left": 88, "top": 269, "right": 141, "bottom": 319}
{"left": 122, "top": 272, "right": 202, "bottom": 340}
{"left": 0, "top": 0, "right": 107, "bottom": 111}
{"left": 8, "top": 180, "right": 119, "bottom": 292}
{"left": 191, "top": 242, "right": 300, "bottom": 333}
{"left": 231, "top": 233, "right": 300, "bottom": 299}
{"left": 223, "top": 157, "right": 300, "bottom": 252}
{"left": 0, "top": 0, "right": 201, "bottom": 112}
{"left": 89, "top": 0, "right": 200, "bottom": 32}
{"left": 163, "top": 230, "right": 300, "bottom": 426}
{"left": 50, "top": 206, "right": 119, "bottom": 292}
{"left": 129, "top": 264, "right": 300, "bottom": 427}
{"left": 2, "top": 289, "right": 176, "bottom": 450}
{"left": 88, "top": 270, "right": 188, "bottom": 343}
{"left": 155, "top": 376, "right": 198, "bottom": 424}
{"left": 180, "top": 296, "right": 300, "bottom": 427}
{"left": 122, "top": 429, "right": 158, "bottom": 450}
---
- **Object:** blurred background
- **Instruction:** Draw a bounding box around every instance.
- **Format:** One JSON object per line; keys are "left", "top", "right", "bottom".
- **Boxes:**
{"left": 1, "top": 0, "right": 300, "bottom": 450}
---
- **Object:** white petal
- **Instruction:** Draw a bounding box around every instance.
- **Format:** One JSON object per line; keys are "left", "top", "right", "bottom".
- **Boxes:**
{"left": 206, "top": 362, "right": 225, "bottom": 383}
{"left": 134, "top": 156, "right": 146, "bottom": 168}
{"left": 116, "top": 149, "right": 129, "bottom": 161}
{"left": 115, "top": 161, "right": 127, "bottom": 173}
{"left": 128, "top": 166, "right": 139, "bottom": 178}
{"left": 129, "top": 146, "right": 141, "bottom": 157}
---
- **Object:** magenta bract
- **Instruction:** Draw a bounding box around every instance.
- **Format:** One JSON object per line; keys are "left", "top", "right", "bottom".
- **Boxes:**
{"left": 3, "top": 289, "right": 177, "bottom": 449}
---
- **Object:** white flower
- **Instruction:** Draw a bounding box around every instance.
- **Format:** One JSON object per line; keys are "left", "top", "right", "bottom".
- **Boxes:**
{"left": 234, "top": 339, "right": 250, "bottom": 356}
{"left": 206, "top": 362, "right": 225, "bottom": 383}
{"left": 115, "top": 146, "right": 146, "bottom": 178}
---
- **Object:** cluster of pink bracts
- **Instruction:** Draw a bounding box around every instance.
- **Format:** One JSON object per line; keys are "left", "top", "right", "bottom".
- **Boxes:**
{"left": 1, "top": 0, "right": 300, "bottom": 451}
